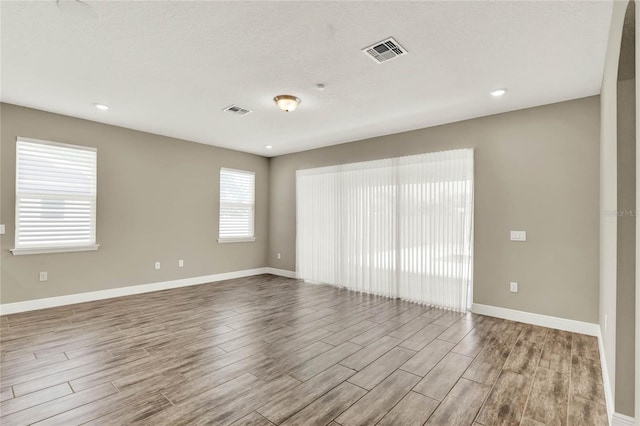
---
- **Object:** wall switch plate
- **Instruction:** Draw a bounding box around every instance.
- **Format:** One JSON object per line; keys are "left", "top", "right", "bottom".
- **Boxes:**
{"left": 0, "top": 224, "right": 5, "bottom": 235}
{"left": 277, "top": 253, "right": 281, "bottom": 260}
{"left": 39, "top": 272, "right": 48, "bottom": 282}
{"left": 178, "top": 259, "right": 184, "bottom": 267}
{"left": 510, "top": 281, "right": 518, "bottom": 293}
{"left": 155, "top": 262, "right": 161, "bottom": 270}
{"left": 510, "top": 231, "right": 527, "bottom": 241}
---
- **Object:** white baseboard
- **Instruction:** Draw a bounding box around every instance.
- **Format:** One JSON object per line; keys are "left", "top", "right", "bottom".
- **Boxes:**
{"left": 0, "top": 267, "right": 270, "bottom": 315}
{"left": 265, "top": 268, "right": 298, "bottom": 279}
{"left": 471, "top": 304, "right": 617, "bottom": 423}
{"left": 598, "top": 326, "right": 615, "bottom": 423}
{"left": 471, "top": 303, "right": 599, "bottom": 336}
{"left": 612, "top": 413, "right": 635, "bottom": 426}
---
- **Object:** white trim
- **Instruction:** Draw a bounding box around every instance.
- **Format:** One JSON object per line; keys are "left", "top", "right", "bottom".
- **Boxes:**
{"left": 217, "top": 238, "right": 256, "bottom": 244}
{"left": 0, "top": 268, "right": 269, "bottom": 315}
{"left": 598, "top": 325, "right": 615, "bottom": 423}
{"left": 471, "top": 304, "right": 617, "bottom": 424}
{"left": 17, "top": 136, "right": 97, "bottom": 152}
{"left": 471, "top": 303, "right": 599, "bottom": 335}
{"left": 10, "top": 244, "right": 100, "bottom": 255}
{"left": 265, "top": 268, "right": 298, "bottom": 279}
{"left": 219, "top": 166, "right": 255, "bottom": 176}
{"left": 612, "top": 413, "right": 635, "bottom": 426}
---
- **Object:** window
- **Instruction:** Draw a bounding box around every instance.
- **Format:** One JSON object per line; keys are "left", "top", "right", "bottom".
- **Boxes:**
{"left": 12, "top": 137, "right": 98, "bottom": 255}
{"left": 219, "top": 167, "right": 255, "bottom": 243}
{"left": 296, "top": 149, "right": 474, "bottom": 311}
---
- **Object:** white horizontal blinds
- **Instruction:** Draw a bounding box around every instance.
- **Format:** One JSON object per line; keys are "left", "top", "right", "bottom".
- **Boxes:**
{"left": 296, "top": 149, "right": 474, "bottom": 311}
{"left": 15, "top": 138, "right": 97, "bottom": 249}
{"left": 219, "top": 168, "right": 255, "bottom": 239}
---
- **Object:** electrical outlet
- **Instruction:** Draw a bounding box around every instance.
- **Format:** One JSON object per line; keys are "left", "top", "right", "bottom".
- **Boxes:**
{"left": 277, "top": 253, "right": 281, "bottom": 260}
{"left": 154, "top": 262, "right": 161, "bottom": 270}
{"left": 178, "top": 259, "right": 184, "bottom": 267}
{"left": 39, "top": 271, "right": 48, "bottom": 282}
{"left": 0, "top": 224, "right": 5, "bottom": 235}
{"left": 510, "top": 281, "right": 518, "bottom": 293}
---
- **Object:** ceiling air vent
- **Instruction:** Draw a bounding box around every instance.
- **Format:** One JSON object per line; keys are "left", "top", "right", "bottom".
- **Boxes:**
{"left": 222, "top": 105, "right": 252, "bottom": 116}
{"left": 362, "top": 37, "right": 408, "bottom": 64}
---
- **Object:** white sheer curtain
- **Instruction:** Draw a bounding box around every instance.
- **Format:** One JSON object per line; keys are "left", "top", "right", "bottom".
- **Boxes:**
{"left": 296, "top": 149, "right": 474, "bottom": 311}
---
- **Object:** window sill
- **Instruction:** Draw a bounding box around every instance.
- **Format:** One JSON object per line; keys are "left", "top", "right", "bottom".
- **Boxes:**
{"left": 217, "top": 237, "right": 256, "bottom": 244}
{"left": 11, "top": 245, "right": 100, "bottom": 256}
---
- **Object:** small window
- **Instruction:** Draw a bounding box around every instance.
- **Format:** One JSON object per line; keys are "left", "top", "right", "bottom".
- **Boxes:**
{"left": 11, "top": 137, "right": 98, "bottom": 255}
{"left": 219, "top": 167, "right": 255, "bottom": 243}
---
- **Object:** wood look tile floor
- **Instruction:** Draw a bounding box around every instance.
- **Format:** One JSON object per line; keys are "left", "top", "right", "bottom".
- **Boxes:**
{"left": 0, "top": 275, "right": 608, "bottom": 425}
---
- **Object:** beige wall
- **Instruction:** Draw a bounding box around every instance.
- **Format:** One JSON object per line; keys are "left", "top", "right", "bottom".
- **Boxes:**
{"left": 600, "top": 0, "right": 629, "bottom": 414}
{"left": 269, "top": 97, "right": 601, "bottom": 323}
{"left": 0, "top": 103, "right": 270, "bottom": 304}
{"left": 600, "top": 0, "right": 636, "bottom": 419}
{"left": 636, "top": 0, "right": 640, "bottom": 418}
{"left": 615, "top": 1, "right": 636, "bottom": 418}
{"left": 616, "top": 77, "right": 636, "bottom": 418}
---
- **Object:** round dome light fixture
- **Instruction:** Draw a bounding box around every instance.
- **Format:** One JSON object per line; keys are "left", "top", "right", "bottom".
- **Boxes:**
{"left": 274, "top": 95, "right": 301, "bottom": 112}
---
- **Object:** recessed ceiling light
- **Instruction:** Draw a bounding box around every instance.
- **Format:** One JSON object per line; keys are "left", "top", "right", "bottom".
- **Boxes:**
{"left": 265, "top": 145, "right": 273, "bottom": 149}
{"left": 94, "top": 103, "right": 109, "bottom": 111}
{"left": 57, "top": 0, "right": 99, "bottom": 20}
{"left": 490, "top": 88, "right": 507, "bottom": 97}
{"left": 316, "top": 83, "right": 326, "bottom": 91}
{"left": 274, "top": 95, "right": 301, "bottom": 112}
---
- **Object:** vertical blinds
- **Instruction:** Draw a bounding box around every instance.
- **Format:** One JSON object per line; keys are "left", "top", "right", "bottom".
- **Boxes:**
{"left": 219, "top": 167, "right": 255, "bottom": 240}
{"left": 15, "top": 138, "right": 97, "bottom": 250}
{"left": 296, "top": 149, "right": 474, "bottom": 311}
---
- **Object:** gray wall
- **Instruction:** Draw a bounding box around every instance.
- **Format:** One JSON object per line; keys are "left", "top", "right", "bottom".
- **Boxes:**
{"left": 616, "top": 77, "right": 636, "bottom": 417}
{"left": 0, "top": 103, "right": 270, "bottom": 304}
{"left": 600, "top": 0, "right": 629, "bottom": 411}
{"left": 269, "top": 96, "right": 601, "bottom": 323}
{"left": 614, "top": 1, "right": 636, "bottom": 417}
{"left": 600, "top": 0, "right": 638, "bottom": 418}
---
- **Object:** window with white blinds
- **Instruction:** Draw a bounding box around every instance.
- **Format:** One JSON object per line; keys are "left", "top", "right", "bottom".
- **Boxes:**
{"left": 12, "top": 137, "right": 98, "bottom": 255}
{"left": 219, "top": 167, "right": 255, "bottom": 242}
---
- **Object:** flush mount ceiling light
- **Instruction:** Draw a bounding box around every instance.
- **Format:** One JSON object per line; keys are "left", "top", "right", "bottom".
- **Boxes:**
{"left": 94, "top": 103, "right": 109, "bottom": 110}
{"left": 274, "top": 95, "right": 301, "bottom": 112}
{"left": 265, "top": 145, "right": 273, "bottom": 149}
{"left": 56, "top": 0, "right": 100, "bottom": 20}
{"left": 490, "top": 88, "right": 507, "bottom": 97}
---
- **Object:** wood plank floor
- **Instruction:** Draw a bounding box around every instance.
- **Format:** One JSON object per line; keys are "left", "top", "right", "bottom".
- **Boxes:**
{"left": 0, "top": 274, "right": 608, "bottom": 425}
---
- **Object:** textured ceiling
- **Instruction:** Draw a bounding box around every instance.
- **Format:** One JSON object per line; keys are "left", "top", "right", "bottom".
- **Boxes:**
{"left": 1, "top": 1, "right": 613, "bottom": 156}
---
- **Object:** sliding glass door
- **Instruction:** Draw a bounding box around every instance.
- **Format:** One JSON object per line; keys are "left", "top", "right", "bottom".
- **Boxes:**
{"left": 296, "top": 149, "right": 474, "bottom": 311}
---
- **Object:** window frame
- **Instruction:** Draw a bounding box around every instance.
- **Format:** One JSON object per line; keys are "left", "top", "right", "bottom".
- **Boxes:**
{"left": 11, "top": 137, "right": 99, "bottom": 255}
{"left": 218, "top": 167, "right": 256, "bottom": 244}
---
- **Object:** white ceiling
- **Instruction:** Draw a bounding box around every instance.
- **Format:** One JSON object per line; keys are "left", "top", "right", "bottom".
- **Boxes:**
{"left": 1, "top": 1, "right": 613, "bottom": 157}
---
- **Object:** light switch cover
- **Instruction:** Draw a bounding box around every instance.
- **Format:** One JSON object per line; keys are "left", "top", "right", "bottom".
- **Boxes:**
{"left": 510, "top": 231, "right": 527, "bottom": 241}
